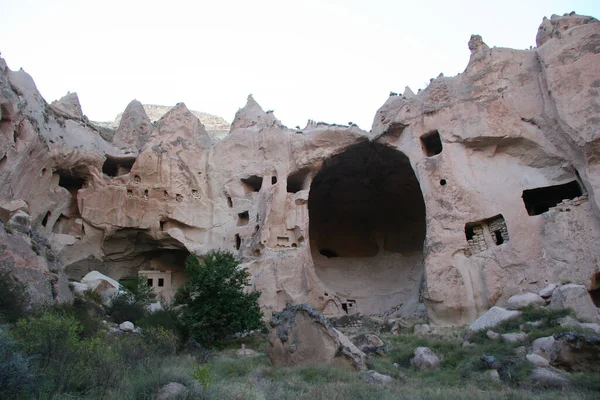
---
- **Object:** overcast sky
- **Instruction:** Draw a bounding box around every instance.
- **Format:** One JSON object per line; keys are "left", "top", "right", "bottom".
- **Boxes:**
{"left": 1, "top": 0, "right": 598, "bottom": 130}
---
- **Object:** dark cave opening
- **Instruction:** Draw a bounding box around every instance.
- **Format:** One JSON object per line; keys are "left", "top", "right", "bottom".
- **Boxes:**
{"left": 308, "top": 141, "right": 426, "bottom": 314}
{"left": 287, "top": 167, "right": 311, "bottom": 193}
{"left": 242, "top": 176, "right": 263, "bottom": 193}
{"left": 420, "top": 130, "right": 443, "bottom": 157}
{"left": 102, "top": 155, "right": 136, "bottom": 177}
{"left": 522, "top": 180, "right": 583, "bottom": 216}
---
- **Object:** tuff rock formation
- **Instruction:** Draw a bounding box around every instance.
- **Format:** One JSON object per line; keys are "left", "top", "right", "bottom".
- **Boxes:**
{"left": 0, "top": 13, "right": 599, "bottom": 326}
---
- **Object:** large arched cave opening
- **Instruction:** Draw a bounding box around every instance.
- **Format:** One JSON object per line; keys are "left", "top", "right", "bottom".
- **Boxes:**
{"left": 308, "top": 141, "right": 426, "bottom": 315}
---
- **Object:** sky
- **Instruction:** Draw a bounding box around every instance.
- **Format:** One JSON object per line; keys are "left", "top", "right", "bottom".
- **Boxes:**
{"left": 0, "top": 0, "right": 598, "bottom": 130}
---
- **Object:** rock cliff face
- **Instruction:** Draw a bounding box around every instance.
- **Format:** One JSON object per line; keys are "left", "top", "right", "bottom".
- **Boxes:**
{"left": 0, "top": 13, "right": 599, "bottom": 325}
{"left": 94, "top": 104, "right": 230, "bottom": 143}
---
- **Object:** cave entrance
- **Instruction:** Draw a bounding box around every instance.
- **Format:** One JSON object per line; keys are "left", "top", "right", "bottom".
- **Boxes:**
{"left": 308, "top": 141, "right": 426, "bottom": 315}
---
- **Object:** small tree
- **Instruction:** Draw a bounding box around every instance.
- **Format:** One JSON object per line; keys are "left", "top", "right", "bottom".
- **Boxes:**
{"left": 109, "top": 275, "right": 156, "bottom": 324}
{"left": 174, "top": 251, "right": 263, "bottom": 345}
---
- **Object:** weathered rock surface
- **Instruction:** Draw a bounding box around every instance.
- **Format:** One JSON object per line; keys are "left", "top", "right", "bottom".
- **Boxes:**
{"left": 539, "top": 284, "right": 558, "bottom": 299}
{"left": 119, "top": 321, "right": 135, "bottom": 332}
{"left": 410, "top": 347, "right": 440, "bottom": 370}
{"left": 501, "top": 332, "right": 528, "bottom": 343}
{"left": 156, "top": 382, "right": 186, "bottom": 400}
{"left": 360, "top": 370, "right": 394, "bottom": 385}
{"left": 550, "top": 284, "right": 599, "bottom": 323}
{"left": 526, "top": 353, "right": 550, "bottom": 367}
{"left": 80, "top": 271, "right": 120, "bottom": 305}
{"left": 350, "top": 333, "right": 386, "bottom": 355}
{"left": 51, "top": 92, "right": 84, "bottom": 119}
{"left": 506, "top": 293, "right": 546, "bottom": 310}
{"left": 531, "top": 367, "right": 570, "bottom": 388}
{"left": 469, "top": 307, "right": 521, "bottom": 331}
{"left": 552, "top": 330, "right": 600, "bottom": 372}
{"left": 267, "top": 304, "right": 366, "bottom": 370}
{"left": 0, "top": 13, "right": 599, "bottom": 326}
{"left": 532, "top": 336, "right": 557, "bottom": 361}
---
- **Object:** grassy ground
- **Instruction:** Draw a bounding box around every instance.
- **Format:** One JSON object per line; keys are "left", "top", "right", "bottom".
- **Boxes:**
{"left": 198, "top": 308, "right": 600, "bottom": 400}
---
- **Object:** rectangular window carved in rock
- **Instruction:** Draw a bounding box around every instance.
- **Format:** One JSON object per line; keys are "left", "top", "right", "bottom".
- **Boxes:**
{"left": 420, "top": 130, "right": 443, "bottom": 157}
{"left": 237, "top": 211, "right": 249, "bottom": 226}
{"left": 465, "top": 214, "right": 508, "bottom": 257}
{"left": 522, "top": 180, "right": 583, "bottom": 216}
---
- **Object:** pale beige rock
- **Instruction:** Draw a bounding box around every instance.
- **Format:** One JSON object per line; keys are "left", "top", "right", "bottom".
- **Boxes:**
{"left": 557, "top": 315, "right": 600, "bottom": 334}
{"left": 539, "top": 284, "right": 558, "bottom": 298}
{"left": 267, "top": 304, "right": 366, "bottom": 370}
{"left": 414, "top": 324, "right": 431, "bottom": 335}
{"left": 236, "top": 344, "right": 259, "bottom": 357}
{"left": 532, "top": 336, "right": 557, "bottom": 361}
{"left": 506, "top": 293, "right": 545, "bottom": 310}
{"left": 487, "top": 330, "right": 501, "bottom": 340}
{"left": 0, "top": 14, "right": 599, "bottom": 327}
{"left": 469, "top": 307, "right": 521, "bottom": 331}
{"left": 550, "top": 284, "right": 599, "bottom": 323}
{"left": 502, "top": 332, "right": 528, "bottom": 343}
{"left": 0, "top": 200, "right": 28, "bottom": 223}
{"left": 527, "top": 353, "right": 550, "bottom": 367}
{"left": 360, "top": 370, "right": 394, "bottom": 385}
{"left": 51, "top": 92, "right": 84, "bottom": 119}
{"left": 156, "top": 382, "right": 186, "bottom": 400}
{"left": 119, "top": 321, "right": 134, "bottom": 332}
{"left": 531, "top": 367, "right": 570, "bottom": 387}
{"left": 112, "top": 100, "right": 152, "bottom": 150}
{"left": 81, "top": 271, "right": 120, "bottom": 305}
{"left": 410, "top": 347, "right": 440, "bottom": 370}
{"left": 484, "top": 369, "right": 501, "bottom": 382}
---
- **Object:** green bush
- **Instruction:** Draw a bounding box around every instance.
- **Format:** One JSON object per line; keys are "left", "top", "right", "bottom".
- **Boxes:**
{"left": 109, "top": 275, "right": 157, "bottom": 324}
{"left": 0, "top": 329, "right": 35, "bottom": 397}
{"left": 174, "top": 251, "right": 263, "bottom": 345}
{"left": 0, "top": 268, "right": 29, "bottom": 323}
{"left": 137, "top": 307, "right": 183, "bottom": 339}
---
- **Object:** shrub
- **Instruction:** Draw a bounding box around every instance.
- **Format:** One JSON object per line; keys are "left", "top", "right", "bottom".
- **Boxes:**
{"left": 193, "top": 364, "right": 212, "bottom": 388}
{"left": 0, "top": 268, "right": 29, "bottom": 323}
{"left": 174, "top": 251, "right": 263, "bottom": 345}
{"left": 0, "top": 329, "right": 35, "bottom": 397}
{"left": 109, "top": 275, "right": 156, "bottom": 324}
{"left": 137, "top": 307, "right": 183, "bottom": 339}
{"left": 11, "top": 312, "right": 83, "bottom": 393}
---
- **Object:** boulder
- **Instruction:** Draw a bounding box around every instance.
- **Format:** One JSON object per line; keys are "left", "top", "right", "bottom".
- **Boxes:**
{"left": 410, "top": 347, "right": 440, "bottom": 370}
{"left": 350, "top": 333, "right": 386, "bottom": 355}
{"left": 267, "top": 304, "right": 366, "bottom": 370}
{"left": 526, "top": 353, "right": 550, "bottom": 367}
{"left": 501, "top": 332, "right": 527, "bottom": 343}
{"left": 413, "top": 324, "right": 431, "bottom": 335}
{"left": 532, "top": 336, "right": 557, "bottom": 361}
{"left": 530, "top": 367, "right": 570, "bottom": 388}
{"left": 468, "top": 307, "right": 521, "bottom": 331}
{"left": 119, "top": 321, "right": 135, "bottom": 332}
{"left": 506, "top": 293, "right": 545, "bottom": 310}
{"left": 539, "top": 284, "right": 558, "bottom": 299}
{"left": 0, "top": 200, "right": 28, "bottom": 223}
{"left": 156, "top": 382, "right": 186, "bottom": 400}
{"left": 550, "top": 284, "right": 599, "bottom": 323}
{"left": 360, "top": 370, "right": 394, "bottom": 385}
{"left": 80, "top": 271, "right": 121, "bottom": 305}
{"left": 69, "top": 281, "right": 90, "bottom": 297}
{"left": 552, "top": 330, "right": 600, "bottom": 372}
{"left": 50, "top": 92, "right": 84, "bottom": 119}
{"left": 236, "top": 344, "right": 259, "bottom": 357}
{"left": 486, "top": 330, "right": 500, "bottom": 340}
{"left": 6, "top": 210, "right": 31, "bottom": 231}
{"left": 484, "top": 369, "right": 501, "bottom": 382}
{"left": 557, "top": 315, "right": 600, "bottom": 334}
